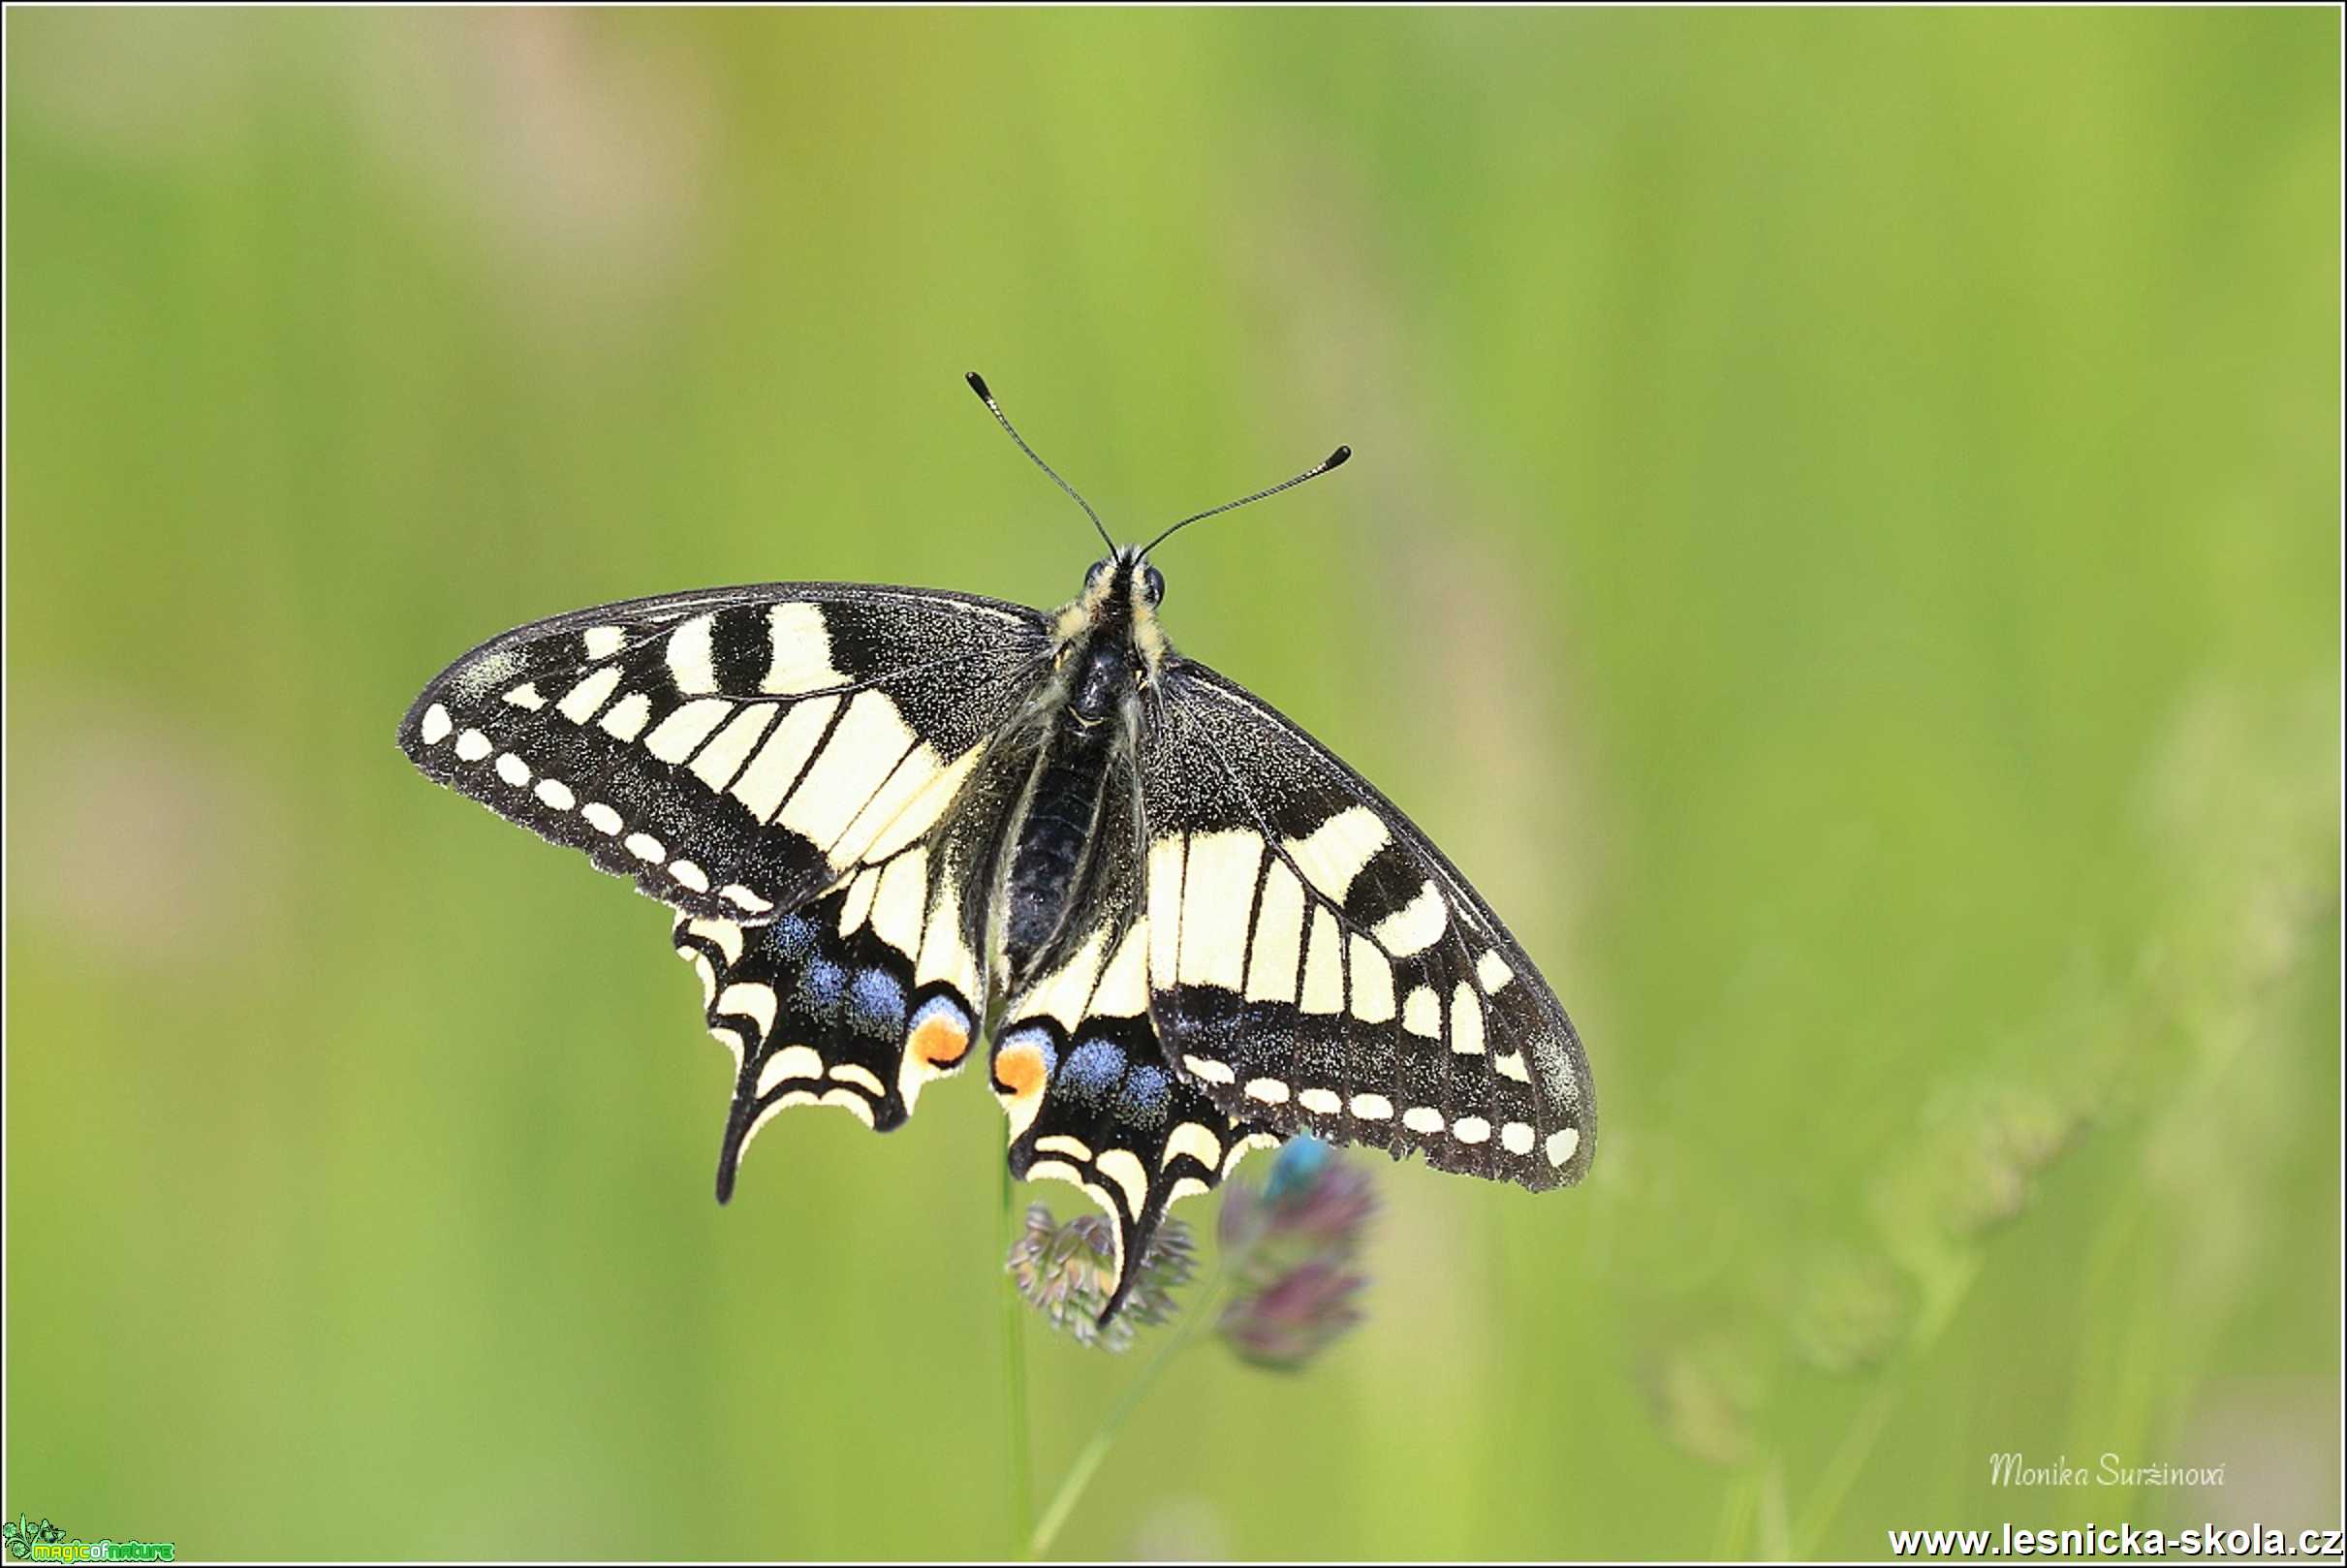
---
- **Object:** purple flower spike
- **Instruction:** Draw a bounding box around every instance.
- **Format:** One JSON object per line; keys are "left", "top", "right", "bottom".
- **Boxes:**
{"left": 1216, "top": 1137, "right": 1377, "bottom": 1369}
{"left": 1220, "top": 1257, "right": 1370, "bottom": 1370}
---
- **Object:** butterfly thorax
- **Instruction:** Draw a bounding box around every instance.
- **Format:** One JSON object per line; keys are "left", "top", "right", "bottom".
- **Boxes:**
{"left": 995, "top": 551, "right": 1164, "bottom": 988}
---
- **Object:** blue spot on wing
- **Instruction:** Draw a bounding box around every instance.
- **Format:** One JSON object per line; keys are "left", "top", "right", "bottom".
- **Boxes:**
{"left": 848, "top": 967, "right": 907, "bottom": 1039}
{"left": 768, "top": 914, "right": 817, "bottom": 963}
{"left": 798, "top": 958, "right": 848, "bottom": 1024}
{"left": 1060, "top": 1039, "right": 1126, "bottom": 1107}
{"left": 1113, "top": 1064, "right": 1173, "bottom": 1129}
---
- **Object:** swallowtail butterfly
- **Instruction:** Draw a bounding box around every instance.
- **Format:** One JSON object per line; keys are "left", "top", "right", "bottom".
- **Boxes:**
{"left": 398, "top": 375, "right": 1595, "bottom": 1321}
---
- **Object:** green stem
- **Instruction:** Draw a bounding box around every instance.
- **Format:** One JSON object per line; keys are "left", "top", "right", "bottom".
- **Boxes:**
{"left": 1028, "top": 1273, "right": 1225, "bottom": 1558}
{"left": 1003, "top": 1167, "right": 1034, "bottom": 1557}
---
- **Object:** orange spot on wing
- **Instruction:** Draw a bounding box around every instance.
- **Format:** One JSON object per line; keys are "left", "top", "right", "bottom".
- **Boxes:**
{"left": 910, "top": 1013, "right": 970, "bottom": 1068}
{"left": 992, "top": 1041, "right": 1050, "bottom": 1103}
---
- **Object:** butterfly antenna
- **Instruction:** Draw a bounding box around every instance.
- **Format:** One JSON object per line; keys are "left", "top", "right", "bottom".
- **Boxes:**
{"left": 965, "top": 372, "right": 1115, "bottom": 554}
{"left": 1141, "top": 444, "right": 1352, "bottom": 557}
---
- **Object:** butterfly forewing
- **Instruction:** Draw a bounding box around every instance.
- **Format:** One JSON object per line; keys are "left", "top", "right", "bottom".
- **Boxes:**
{"left": 1139, "top": 658, "right": 1594, "bottom": 1189}
{"left": 398, "top": 584, "right": 1050, "bottom": 923}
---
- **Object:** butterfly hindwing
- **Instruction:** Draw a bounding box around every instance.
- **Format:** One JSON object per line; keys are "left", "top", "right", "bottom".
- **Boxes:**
{"left": 399, "top": 584, "right": 1050, "bottom": 923}
{"left": 1139, "top": 658, "right": 1595, "bottom": 1190}
{"left": 994, "top": 1005, "right": 1275, "bottom": 1320}
{"left": 666, "top": 784, "right": 1004, "bottom": 1202}
{"left": 986, "top": 763, "right": 1278, "bottom": 1319}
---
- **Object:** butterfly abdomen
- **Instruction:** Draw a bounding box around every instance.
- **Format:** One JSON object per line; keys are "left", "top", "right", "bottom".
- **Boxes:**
{"left": 1002, "top": 706, "right": 1118, "bottom": 979}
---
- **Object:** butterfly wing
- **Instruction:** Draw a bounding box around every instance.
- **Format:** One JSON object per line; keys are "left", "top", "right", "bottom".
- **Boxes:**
{"left": 398, "top": 583, "right": 1050, "bottom": 924}
{"left": 1138, "top": 657, "right": 1595, "bottom": 1189}
{"left": 668, "top": 706, "right": 1027, "bottom": 1197}
{"left": 986, "top": 741, "right": 1278, "bottom": 1320}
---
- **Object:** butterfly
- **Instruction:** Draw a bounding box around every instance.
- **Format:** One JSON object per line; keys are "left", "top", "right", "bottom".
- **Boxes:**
{"left": 398, "top": 374, "right": 1594, "bottom": 1321}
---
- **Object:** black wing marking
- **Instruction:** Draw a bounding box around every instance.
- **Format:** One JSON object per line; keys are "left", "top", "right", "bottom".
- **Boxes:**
{"left": 398, "top": 583, "right": 1051, "bottom": 924}
{"left": 1137, "top": 657, "right": 1594, "bottom": 1191}
{"left": 986, "top": 769, "right": 1278, "bottom": 1322}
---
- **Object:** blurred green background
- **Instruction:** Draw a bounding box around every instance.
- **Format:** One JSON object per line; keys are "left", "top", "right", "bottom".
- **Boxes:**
{"left": 7, "top": 8, "right": 2338, "bottom": 1560}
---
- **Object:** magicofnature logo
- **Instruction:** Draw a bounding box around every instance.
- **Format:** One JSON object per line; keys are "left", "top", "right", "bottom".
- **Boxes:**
{"left": 2, "top": 1514, "right": 173, "bottom": 1562}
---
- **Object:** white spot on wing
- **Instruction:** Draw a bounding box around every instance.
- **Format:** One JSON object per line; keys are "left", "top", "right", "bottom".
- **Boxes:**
{"left": 1478, "top": 949, "right": 1515, "bottom": 993}
{"left": 582, "top": 802, "right": 622, "bottom": 835}
{"left": 1220, "top": 1131, "right": 1280, "bottom": 1177}
{"left": 581, "top": 626, "right": 626, "bottom": 661}
{"left": 1349, "top": 1093, "right": 1393, "bottom": 1120}
{"left": 828, "top": 1062, "right": 888, "bottom": 1097}
{"left": 1282, "top": 805, "right": 1392, "bottom": 904}
{"left": 1452, "top": 1115, "right": 1491, "bottom": 1145}
{"left": 1164, "top": 1121, "right": 1223, "bottom": 1171}
{"left": 1546, "top": 1127, "right": 1580, "bottom": 1168}
{"left": 625, "top": 831, "right": 665, "bottom": 863}
{"left": 666, "top": 613, "right": 718, "bottom": 695}
{"left": 1450, "top": 984, "right": 1485, "bottom": 1054}
{"left": 1370, "top": 880, "right": 1447, "bottom": 957}
{"left": 1403, "top": 1106, "right": 1444, "bottom": 1135}
{"left": 1243, "top": 1078, "right": 1291, "bottom": 1105}
{"left": 420, "top": 705, "right": 453, "bottom": 745}
{"left": 1402, "top": 986, "right": 1441, "bottom": 1039}
{"left": 555, "top": 666, "right": 622, "bottom": 725}
{"left": 597, "top": 692, "right": 653, "bottom": 742}
{"left": 1501, "top": 1121, "right": 1535, "bottom": 1155}
{"left": 494, "top": 753, "right": 530, "bottom": 787}
{"left": 758, "top": 1044, "right": 825, "bottom": 1092}
{"left": 762, "top": 603, "right": 846, "bottom": 695}
{"left": 454, "top": 729, "right": 492, "bottom": 762}
{"left": 1182, "top": 1054, "right": 1235, "bottom": 1085}
{"left": 1299, "top": 1087, "right": 1341, "bottom": 1115}
{"left": 534, "top": 778, "right": 575, "bottom": 811}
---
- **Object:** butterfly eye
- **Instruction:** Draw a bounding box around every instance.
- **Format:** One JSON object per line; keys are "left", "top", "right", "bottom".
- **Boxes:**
{"left": 1142, "top": 565, "right": 1166, "bottom": 606}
